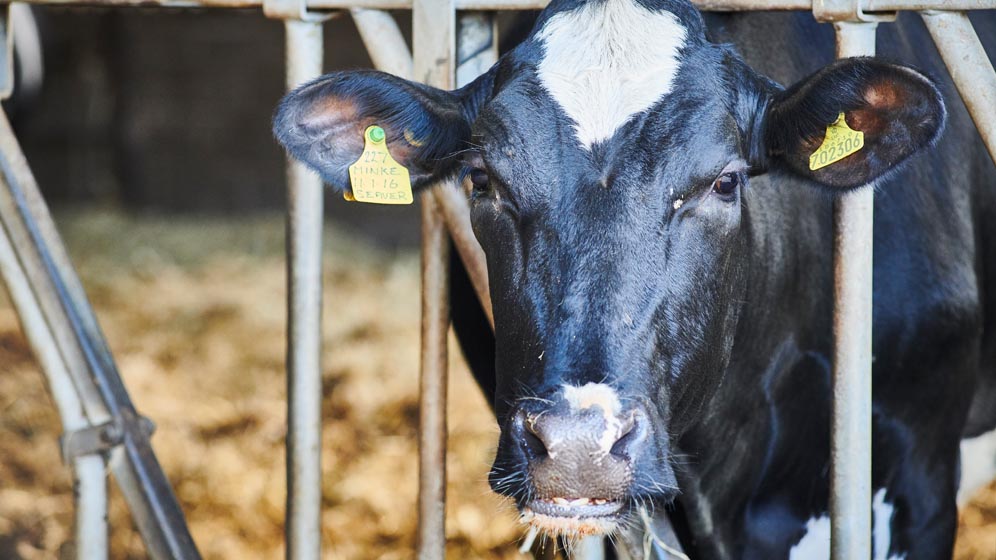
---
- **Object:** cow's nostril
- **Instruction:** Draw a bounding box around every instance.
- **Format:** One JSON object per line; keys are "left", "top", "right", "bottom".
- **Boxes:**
{"left": 514, "top": 411, "right": 549, "bottom": 459}
{"left": 610, "top": 413, "right": 642, "bottom": 459}
{"left": 609, "top": 426, "right": 637, "bottom": 458}
{"left": 523, "top": 428, "right": 548, "bottom": 459}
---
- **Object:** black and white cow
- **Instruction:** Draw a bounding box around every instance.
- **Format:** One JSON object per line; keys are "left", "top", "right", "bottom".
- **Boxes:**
{"left": 274, "top": 2, "right": 996, "bottom": 557}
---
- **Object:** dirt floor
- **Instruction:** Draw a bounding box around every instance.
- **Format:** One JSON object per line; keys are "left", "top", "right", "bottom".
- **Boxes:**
{"left": 0, "top": 209, "right": 993, "bottom": 559}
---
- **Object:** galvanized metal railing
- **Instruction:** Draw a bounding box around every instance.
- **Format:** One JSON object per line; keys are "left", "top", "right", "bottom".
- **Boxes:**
{"left": 0, "top": 0, "right": 992, "bottom": 560}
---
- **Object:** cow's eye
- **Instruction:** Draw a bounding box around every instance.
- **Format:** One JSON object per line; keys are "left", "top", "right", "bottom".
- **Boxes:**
{"left": 470, "top": 168, "right": 491, "bottom": 194}
{"left": 712, "top": 172, "right": 741, "bottom": 197}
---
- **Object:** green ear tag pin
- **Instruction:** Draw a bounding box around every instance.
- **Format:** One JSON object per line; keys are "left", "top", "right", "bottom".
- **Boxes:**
{"left": 346, "top": 125, "right": 413, "bottom": 205}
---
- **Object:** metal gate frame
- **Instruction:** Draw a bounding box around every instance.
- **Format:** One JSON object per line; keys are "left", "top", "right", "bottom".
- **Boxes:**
{"left": 0, "top": 0, "right": 992, "bottom": 559}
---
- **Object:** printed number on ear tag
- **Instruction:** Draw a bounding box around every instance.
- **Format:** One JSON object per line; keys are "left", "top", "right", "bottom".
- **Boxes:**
{"left": 809, "top": 112, "right": 864, "bottom": 171}
{"left": 346, "top": 125, "right": 413, "bottom": 205}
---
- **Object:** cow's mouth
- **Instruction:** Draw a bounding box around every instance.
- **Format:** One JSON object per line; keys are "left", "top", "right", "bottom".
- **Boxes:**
{"left": 520, "top": 497, "right": 626, "bottom": 537}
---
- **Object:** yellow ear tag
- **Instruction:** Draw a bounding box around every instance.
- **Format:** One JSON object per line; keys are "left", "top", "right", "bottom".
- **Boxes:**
{"left": 346, "top": 125, "right": 413, "bottom": 205}
{"left": 809, "top": 112, "right": 864, "bottom": 171}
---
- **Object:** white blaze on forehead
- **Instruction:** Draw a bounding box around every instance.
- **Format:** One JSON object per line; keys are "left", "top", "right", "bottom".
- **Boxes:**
{"left": 536, "top": 0, "right": 688, "bottom": 149}
{"left": 562, "top": 383, "right": 624, "bottom": 455}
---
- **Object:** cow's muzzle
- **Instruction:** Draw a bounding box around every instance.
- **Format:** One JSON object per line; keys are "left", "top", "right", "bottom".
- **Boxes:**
{"left": 491, "top": 383, "right": 673, "bottom": 537}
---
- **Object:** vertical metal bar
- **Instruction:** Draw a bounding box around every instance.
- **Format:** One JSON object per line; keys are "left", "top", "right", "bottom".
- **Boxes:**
{"left": 413, "top": 0, "right": 454, "bottom": 553}
{"left": 352, "top": 10, "right": 496, "bottom": 330}
{"left": 75, "top": 455, "right": 109, "bottom": 559}
{"left": 432, "top": 185, "right": 493, "bottom": 329}
{"left": 830, "top": 20, "right": 876, "bottom": 560}
{"left": 456, "top": 11, "right": 496, "bottom": 86}
{"left": 921, "top": 11, "right": 996, "bottom": 166}
{"left": 350, "top": 8, "right": 413, "bottom": 78}
{"left": 575, "top": 537, "right": 605, "bottom": 560}
{"left": 0, "top": 219, "right": 108, "bottom": 560}
{"left": 448, "top": 12, "right": 497, "bottom": 330}
{"left": 284, "top": 18, "right": 325, "bottom": 560}
{"left": 417, "top": 196, "right": 450, "bottom": 559}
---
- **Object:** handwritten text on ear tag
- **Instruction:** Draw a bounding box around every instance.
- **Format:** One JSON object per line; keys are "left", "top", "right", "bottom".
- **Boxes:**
{"left": 347, "top": 125, "right": 413, "bottom": 205}
{"left": 809, "top": 112, "right": 864, "bottom": 171}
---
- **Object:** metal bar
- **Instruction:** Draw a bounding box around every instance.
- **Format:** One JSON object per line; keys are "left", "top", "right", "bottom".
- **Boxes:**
{"left": 349, "top": 11, "right": 471, "bottom": 557}
{"left": 575, "top": 537, "right": 605, "bottom": 560}
{"left": 416, "top": 195, "right": 451, "bottom": 559}
{"left": 0, "top": 214, "right": 108, "bottom": 560}
{"left": 433, "top": 185, "right": 493, "bottom": 329}
{"left": 283, "top": 18, "right": 325, "bottom": 560}
{"left": 350, "top": 9, "right": 412, "bottom": 78}
{"left": 6, "top": 0, "right": 996, "bottom": 13}
{"left": 922, "top": 11, "right": 996, "bottom": 166}
{"left": 448, "top": 11, "right": 496, "bottom": 329}
{"left": 0, "top": 109, "right": 200, "bottom": 560}
{"left": 865, "top": 0, "right": 996, "bottom": 11}
{"left": 350, "top": 9, "right": 496, "bottom": 331}
{"left": 75, "top": 455, "right": 109, "bottom": 559}
{"left": 413, "top": 0, "right": 454, "bottom": 552}
{"left": 456, "top": 11, "right": 496, "bottom": 86}
{"left": 830, "top": 20, "right": 876, "bottom": 560}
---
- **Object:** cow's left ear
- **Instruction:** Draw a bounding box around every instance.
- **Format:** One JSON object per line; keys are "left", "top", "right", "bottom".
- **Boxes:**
{"left": 273, "top": 68, "right": 494, "bottom": 191}
{"left": 756, "top": 57, "right": 945, "bottom": 190}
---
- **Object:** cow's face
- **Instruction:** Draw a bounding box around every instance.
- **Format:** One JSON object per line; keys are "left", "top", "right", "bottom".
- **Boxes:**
{"left": 274, "top": 0, "right": 944, "bottom": 539}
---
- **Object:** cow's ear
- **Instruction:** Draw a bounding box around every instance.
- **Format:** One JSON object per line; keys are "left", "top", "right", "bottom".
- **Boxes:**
{"left": 757, "top": 58, "right": 945, "bottom": 190}
{"left": 273, "top": 69, "right": 494, "bottom": 191}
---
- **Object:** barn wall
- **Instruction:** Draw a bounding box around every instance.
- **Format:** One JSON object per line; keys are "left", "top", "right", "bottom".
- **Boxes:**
{"left": 13, "top": 7, "right": 424, "bottom": 246}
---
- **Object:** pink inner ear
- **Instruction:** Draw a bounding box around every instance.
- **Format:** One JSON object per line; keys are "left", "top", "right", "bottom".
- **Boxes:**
{"left": 300, "top": 95, "right": 425, "bottom": 165}
{"left": 301, "top": 95, "right": 362, "bottom": 135}
{"left": 847, "top": 107, "right": 886, "bottom": 139}
{"left": 863, "top": 81, "right": 905, "bottom": 110}
{"left": 862, "top": 79, "right": 906, "bottom": 113}
{"left": 310, "top": 94, "right": 357, "bottom": 122}
{"left": 846, "top": 80, "right": 909, "bottom": 139}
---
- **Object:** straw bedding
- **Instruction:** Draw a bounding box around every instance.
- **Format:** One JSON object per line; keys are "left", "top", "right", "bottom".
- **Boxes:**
{"left": 0, "top": 209, "right": 991, "bottom": 559}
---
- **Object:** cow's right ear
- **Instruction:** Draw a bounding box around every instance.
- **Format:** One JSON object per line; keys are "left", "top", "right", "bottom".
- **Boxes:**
{"left": 273, "top": 69, "right": 494, "bottom": 191}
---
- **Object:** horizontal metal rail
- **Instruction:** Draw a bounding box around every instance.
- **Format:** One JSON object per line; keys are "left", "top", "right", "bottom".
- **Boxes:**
{"left": 6, "top": 0, "right": 996, "bottom": 11}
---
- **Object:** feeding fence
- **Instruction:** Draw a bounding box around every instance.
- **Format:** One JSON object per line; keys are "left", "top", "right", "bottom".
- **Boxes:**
{"left": 0, "top": 0, "right": 992, "bottom": 558}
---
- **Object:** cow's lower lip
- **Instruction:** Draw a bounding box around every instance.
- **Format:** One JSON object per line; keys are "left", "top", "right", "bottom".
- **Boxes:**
{"left": 526, "top": 498, "right": 624, "bottom": 518}
{"left": 521, "top": 498, "right": 625, "bottom": 537}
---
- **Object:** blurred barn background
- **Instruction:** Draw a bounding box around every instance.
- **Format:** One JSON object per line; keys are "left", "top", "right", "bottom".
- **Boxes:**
{"left": 0, "top": 6, "right": 993, "bottom": 559}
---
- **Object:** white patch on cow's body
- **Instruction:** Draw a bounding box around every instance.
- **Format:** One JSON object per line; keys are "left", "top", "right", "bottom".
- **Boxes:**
{"left": 536, "top": 0, "right": 687, "bottom": 149}
{"left": 789, "top": 516, "right": 829, "bottom": 560}
{"left": 872, "top": 488, "right": 905, "bottom": 560}
{"left": 958, "top": 427, "right": 996, "bottom": 506}
{"left": 562, "top": 383, "right": 623, "bottom": 455}
{"left": 788, "top": 489, "right": 904, "bottom": 560}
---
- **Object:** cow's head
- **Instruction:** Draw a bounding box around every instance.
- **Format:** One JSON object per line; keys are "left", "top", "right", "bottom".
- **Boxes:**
{"left": 274, "top": 0, "right": 944, "bottom": 539}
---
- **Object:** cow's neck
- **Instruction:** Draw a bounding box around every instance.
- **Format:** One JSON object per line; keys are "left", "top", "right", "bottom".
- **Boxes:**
{"left": 672, "top": 176, "right": 835, "bottom": 555}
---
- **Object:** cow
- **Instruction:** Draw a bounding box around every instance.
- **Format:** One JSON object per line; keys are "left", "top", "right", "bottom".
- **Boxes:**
{"left": 273, "top": 1, "right": 996, "bottom": 557}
